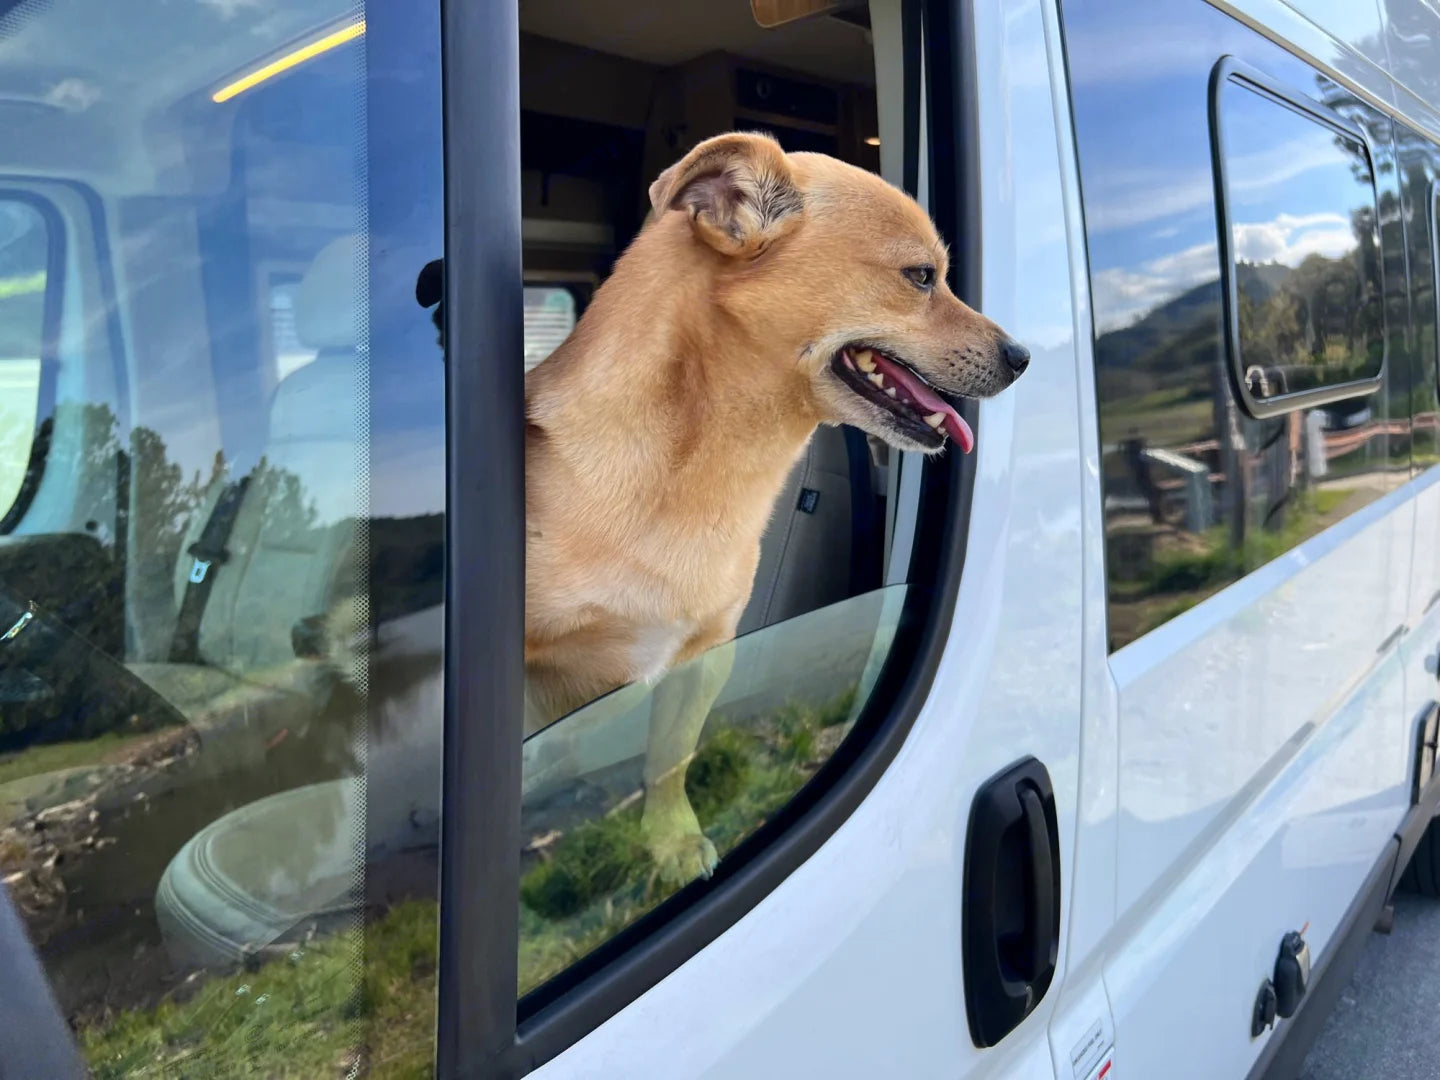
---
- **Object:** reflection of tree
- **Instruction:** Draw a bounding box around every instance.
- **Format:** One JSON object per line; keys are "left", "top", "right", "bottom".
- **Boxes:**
{"left": 0, "top": 400, "right": 444, "bottom": 752}
{"left": 1235, "top": 244, "right": 1381, "bottom": 392}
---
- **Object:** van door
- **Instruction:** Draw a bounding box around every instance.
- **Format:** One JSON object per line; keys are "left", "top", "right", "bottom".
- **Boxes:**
{"left": 1060, "top": 1, "right": 1414, "bottom": 1074}
{"left": 441, "top": 0, "right": 1090, "bottom": 1076}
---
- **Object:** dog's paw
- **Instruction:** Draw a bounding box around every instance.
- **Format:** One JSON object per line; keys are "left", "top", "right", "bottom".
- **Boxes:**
{"left": 642, "top": 797, "right": 718, "bottom": 888}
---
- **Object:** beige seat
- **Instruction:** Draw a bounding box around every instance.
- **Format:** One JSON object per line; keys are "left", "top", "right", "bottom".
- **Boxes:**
{"left": 737, "top": 425, "right": 880, "bottom": 636}
{"left": 128, "top": 236, "right": 363, "bottom": 741}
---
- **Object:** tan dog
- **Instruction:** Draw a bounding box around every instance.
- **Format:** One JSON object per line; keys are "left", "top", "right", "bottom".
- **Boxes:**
{"left": 525, "top": 132, "right": 1028, "bottom": 883}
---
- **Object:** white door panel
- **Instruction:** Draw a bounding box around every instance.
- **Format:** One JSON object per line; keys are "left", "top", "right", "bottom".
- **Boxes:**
{"left": 1105, "top": 495, "right": 1409, "bottom": 1076}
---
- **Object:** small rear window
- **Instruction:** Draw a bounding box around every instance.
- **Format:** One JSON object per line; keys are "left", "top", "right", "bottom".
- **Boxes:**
{"left": 1213, "top": 64, "right": 1385, "bottom": 415}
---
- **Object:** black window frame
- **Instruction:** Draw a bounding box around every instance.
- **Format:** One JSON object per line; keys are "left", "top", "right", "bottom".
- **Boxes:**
{"left": 1208, "top": 56, "right": 1387, "bottom": 420}
{"left": 0, "top": 189, "right": 65, "bottom": 534}
{"left": 439, "top": 0, "right": 982, "bottom": 1073}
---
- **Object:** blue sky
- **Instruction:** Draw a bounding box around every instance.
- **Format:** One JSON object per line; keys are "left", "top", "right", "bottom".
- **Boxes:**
{"left": 1063, "top": 0, "right": 1375, "bottom": 332}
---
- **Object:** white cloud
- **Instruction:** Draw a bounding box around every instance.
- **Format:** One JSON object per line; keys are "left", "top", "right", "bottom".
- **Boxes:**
{"left": 197, "top": 0, "right": 266, "bottom": 18}
{"left": 1232, "top": 212, "right": 1354, "bottom": 266}
{"left": 43, "top": 78, "right": 101, "bottom": 113}
{"left": 1092, "top": 212, "right": 1357, "bottom": 332}
{"left": 1093, "top": 239, "right": 1217, "bottom": 331}
{"left": 1085, "top": 130, "right": 1354, "bottom": 236}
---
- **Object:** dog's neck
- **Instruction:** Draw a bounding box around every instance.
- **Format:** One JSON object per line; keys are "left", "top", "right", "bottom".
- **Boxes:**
{"left": 527, "top": 221, "right": 822, "bottom": 522}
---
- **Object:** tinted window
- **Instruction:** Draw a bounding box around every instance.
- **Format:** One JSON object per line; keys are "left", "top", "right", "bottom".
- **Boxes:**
{"left": 1214, "top": 68, "right": 1385, "bottom": 413}
{"left": 0, "top": 3, "right": 445, "bottom": 1074}
{"left": 1433, "top": 181, "right": 1440, "bottom": 407}
{"left": 1062, "top": 1, "right": 1408, "bottom": 651}
{"left": 513, "top": 0, "right": 935, "bottom": 1007}
{"left": 0, "top": 200, "right": 50, "bottom": 521}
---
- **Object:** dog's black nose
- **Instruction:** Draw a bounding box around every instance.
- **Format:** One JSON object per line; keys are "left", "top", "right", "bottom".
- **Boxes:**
{"left": 1001, "top": 337, "right": 1030, "bottom": 375}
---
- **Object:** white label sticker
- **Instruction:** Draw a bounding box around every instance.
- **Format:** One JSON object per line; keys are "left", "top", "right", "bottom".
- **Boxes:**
{"left": 1070, "top": 1020, "right": 1106, "bottom": 1079}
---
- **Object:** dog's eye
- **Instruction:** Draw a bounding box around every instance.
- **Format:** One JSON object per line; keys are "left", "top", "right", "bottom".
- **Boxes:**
{"left": 902, "top": 265, "right": 936, "bottom": 290}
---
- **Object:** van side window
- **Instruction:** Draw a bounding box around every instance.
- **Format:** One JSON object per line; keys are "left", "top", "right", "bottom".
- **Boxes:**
{"left": 1213, "top": 65, "right": 1385, "bottom": 415}
{"left": 0, "top": 199, "right": 53, "bottom": 523}
{"left": 513, "top": 0, "right": 937, "bottom": 1009}
{"left": 1433, "top": 182, "right": 1440, "bottom": 405}
{"left": 0, "top": 5, "right": 448, "bottom": 1075}
{"left": 1074, "top": 55, "right": 1406, "bottom": 650}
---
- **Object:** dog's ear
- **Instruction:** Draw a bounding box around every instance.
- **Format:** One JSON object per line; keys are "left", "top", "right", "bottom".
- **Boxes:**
{"left": 647, "top": 132, "right": 803, "bottom": 257}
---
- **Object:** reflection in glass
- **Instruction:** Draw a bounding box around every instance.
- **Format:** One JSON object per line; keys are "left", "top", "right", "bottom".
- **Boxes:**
{"left": 0, "top": 2, "right": 445, "bottom": 1075}
{"left": 0, "top": 201, "right": 48, "bottom": 519}
{"left": 1218, "top": 76, "right": 1384, "bottom": 405}
{"left": 1063, "top": 26, "right": 1404, "bottom": 650}
{"left": 518, "top": 587, "right": 906, "bottom": 998}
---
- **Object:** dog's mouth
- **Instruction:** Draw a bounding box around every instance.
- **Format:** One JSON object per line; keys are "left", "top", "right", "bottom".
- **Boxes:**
{"left": 831, "top": 346, "right": 974, "bottom": 453}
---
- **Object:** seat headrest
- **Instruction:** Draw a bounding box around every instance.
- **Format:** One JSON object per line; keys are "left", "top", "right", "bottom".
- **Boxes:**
{"left": 295, "top": 233, "right": 364, "bottom": 351}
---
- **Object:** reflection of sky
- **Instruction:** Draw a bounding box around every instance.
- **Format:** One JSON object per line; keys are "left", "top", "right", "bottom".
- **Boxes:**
{"left": 103, "top": 6, "right": 445, "bottom": 520}
{"left": 1085, "top": 89, "right": 1367, "bottom": 330}
{"left": 1067, "top": 0, "right": 1372, "bottom": 334}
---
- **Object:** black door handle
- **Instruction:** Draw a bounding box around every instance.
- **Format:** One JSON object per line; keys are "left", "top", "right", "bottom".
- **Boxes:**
{"left": 963, "top": 756, "right": 1061, "bottom": 1047}
{"left": 1018, "top": 784, "right": 1056, "bottom": 983}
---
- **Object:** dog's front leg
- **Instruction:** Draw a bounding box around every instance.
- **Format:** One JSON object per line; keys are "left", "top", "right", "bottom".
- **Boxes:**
{"left": 642, "top": 642, "right": 735, "bottom": 887}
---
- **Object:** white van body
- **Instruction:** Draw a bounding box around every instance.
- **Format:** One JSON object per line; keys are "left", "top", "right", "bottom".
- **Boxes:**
{"left": 0, "top": 0, "right": 1437, "bottom": 1076}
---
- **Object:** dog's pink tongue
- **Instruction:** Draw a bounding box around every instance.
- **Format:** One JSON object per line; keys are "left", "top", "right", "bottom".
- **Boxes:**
{"left": 870, "top": 353, "right": 975, "bottom": 453}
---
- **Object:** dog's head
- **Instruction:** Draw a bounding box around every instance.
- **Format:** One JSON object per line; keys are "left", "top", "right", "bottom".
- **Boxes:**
{"left": 648, "top": 132, "right": 1028, "bottom": 454}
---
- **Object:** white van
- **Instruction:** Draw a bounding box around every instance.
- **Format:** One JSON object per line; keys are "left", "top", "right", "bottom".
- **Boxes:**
{"left": 0, "top": 0, "right": 1437, "bottom": 1077}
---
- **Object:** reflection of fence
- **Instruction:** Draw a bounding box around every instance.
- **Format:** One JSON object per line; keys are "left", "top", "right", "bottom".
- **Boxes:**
{"left": 1140, "top": 447, "right": 1212, "bottom": 532}
{"left": 1320, "top": 419, "right": 1408, "bottom": 459}
{"left": 1170, "top": 418, "right": 1411, "bottom": 464}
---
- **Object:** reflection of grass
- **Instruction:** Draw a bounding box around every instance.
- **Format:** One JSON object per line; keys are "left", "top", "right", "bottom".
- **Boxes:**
{"left": 74, "top": 686, "right": 864, "bottom": 1069}
{"left": 1101, "top": 387, "right": 1213, "bottom": 447}
{"left": 82, "top": 900, "right": 438, "bottom": 1079}
{"left": 0, "top": 730, "right": 160, "bottom": 789}
{"left": 517, "top": 686, "right": 857, "bottom": 996}
{"left": 0, "top": 271, "right": 45, "bottom": 299}
{"left": 1112, "top": 486, "right": 1360, "bottom": 646}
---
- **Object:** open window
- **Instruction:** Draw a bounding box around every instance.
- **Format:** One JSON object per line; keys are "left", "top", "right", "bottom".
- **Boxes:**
{"left": 494, "top": 0, "right": 980, "bottom": 1061}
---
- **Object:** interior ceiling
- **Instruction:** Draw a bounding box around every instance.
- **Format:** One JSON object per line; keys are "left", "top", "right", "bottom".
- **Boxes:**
{"left": 518, "top": 0, "right": 876, "bottom": 85}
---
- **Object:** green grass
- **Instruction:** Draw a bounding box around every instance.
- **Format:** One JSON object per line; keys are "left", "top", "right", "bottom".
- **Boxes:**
{"left": 74, "top": 686, "right": 863, "bottom": 1073}
{"left": 517, "top": 687, "right": 857, "bottom": 996}
{"left": 1101, "top": 393, "right": 1213, "bottom": 448}
{"left": 82, "top": 901, "right": 438, "bottom": 1080}
{"left": 1110, "top": 485, "right": 1363, "bottom": 647}
{"left": 0, "top": 730, "right": 163, "bottom": 789}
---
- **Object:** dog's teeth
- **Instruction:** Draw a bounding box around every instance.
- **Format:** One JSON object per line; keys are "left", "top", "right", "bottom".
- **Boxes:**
{"left": 855, "top": 349, "right": 877, "bottom": 373}
{"left": 843, "top": 354, "right": 856, "bottom": 370}
{"left": 885, "top": 387, "right": 897, "bottom": 398}
{"left": 924, "top": 412, "right": 945, "bottom": 429}
{"left": 866, "top": 372, "right": 884, "bottom": 387}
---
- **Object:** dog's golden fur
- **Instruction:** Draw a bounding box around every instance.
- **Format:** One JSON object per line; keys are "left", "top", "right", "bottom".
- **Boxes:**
{"left": 524, "top": 132, "right": 1024, "bottom": 881}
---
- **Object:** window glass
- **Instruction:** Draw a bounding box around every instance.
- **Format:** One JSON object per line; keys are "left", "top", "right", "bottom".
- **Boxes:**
{"left": 0, "top": 200, "right": 49, "bottom": 520}
{"left": 0, "top": 2, "right": 445, "bottom": 1075}
{"left": 1433, "top": 182, "right": 1440, "bottom": 416}
{"left": 1065, "top": 33, "right": 1405, "bottom": 650}
{"left": 514, "top": 0, "right": 925, "bottom": 1006}
{"left": 1217, "top": 75, "right": 1385, "bottom": 409}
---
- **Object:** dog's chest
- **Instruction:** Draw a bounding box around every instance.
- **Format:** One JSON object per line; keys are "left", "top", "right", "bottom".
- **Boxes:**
{"left": 628, "top": 619, "right": 697, "bottom": 684}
